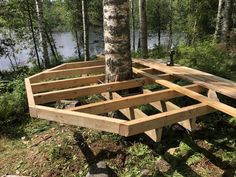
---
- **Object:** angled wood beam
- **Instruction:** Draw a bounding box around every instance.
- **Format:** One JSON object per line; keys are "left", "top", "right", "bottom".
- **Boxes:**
{"left": 101, "top": 92, "right": 162, "bottom": 142}
{"left": 30, "top": 105, "right": 124, "bottom": 134}
{"left": 144, "top": 89, "right": 198, "bottom": 131}
{"left": 133, "top": 67, "right": 236, "bottom": 117}
{"left": 70, "top": 84, "right": 205, "bottom": 114}
{"left": 119, "top": 103, "right": 215, "bottom": 136}
{"left": 34, "top": 78, "right": 148, "bottom": 104}
{"left": 29, "top": 65, "right": 105, "bottom": 83}
{"left": 133, "top": 59, "right": 236, "bottom": 99}
{"left": 31, "top": 74, "right": 105, "bottom": 93}
{"left": 40, "top": 65, "right": 105, "bottom": 80}
{"left": 50, "top": 59, "right": 105, "bottom": 71}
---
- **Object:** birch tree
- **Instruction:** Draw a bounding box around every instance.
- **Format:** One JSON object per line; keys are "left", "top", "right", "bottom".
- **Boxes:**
{"left": 103, "top": 0, "right": 133, "bottom": 83}
{"left": 35, "top": 0, "right": 50, "bottom": 68}
{"left": 82, "top": 0, "right": 90, "bottom": 61}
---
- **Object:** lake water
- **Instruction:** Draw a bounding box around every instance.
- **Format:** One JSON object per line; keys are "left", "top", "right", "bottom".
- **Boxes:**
{"left": 0, "top": 29, "right": 170, "bottom": 70}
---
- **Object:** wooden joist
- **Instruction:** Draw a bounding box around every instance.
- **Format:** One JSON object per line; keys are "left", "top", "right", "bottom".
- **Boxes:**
{"left": 50, "top": 59, "right": 105, "bottom": 71}
{"left": 134, "top": 59, "right": 236, "bottom": 99}
{"left": 119, "top": 103, "right": 214, "bottom": 136}
{"left": 70, "top": 84, "right": 205, "bottom": 114}
{"left": 31, "top": 74, "right": 105, "bottom": 93}
{"left": 34, "top": 78, "right": 148, "bottom": 104}
{"left": 133, "top": 67, "right": 236, "bottom": 117}
{"left": 101, "top": 92, "right": 162, "bottom": 142}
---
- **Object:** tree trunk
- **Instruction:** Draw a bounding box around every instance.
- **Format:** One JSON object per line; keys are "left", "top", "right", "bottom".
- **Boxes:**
{"left": 26, "top": 0, "right": 41, "bottom": 68}
{"left": 214, "top": 0, "right": 224, "bottom": 42}
{"left": 222, "top": 0, "right": 233, "bottom": 44}
{"left": 168, "top": 0, "right": 173, "bottom": 49}
{"left": 156, "top": 1, "right": 161, "bottom": 46}
{"left": 35, "top": 0, "right": 50, "bottom": 68}
{"left": 104, "top": 0, "right": 133, "bottom": 83}
{"left": 82, "top": 0, "right": 90, "bottom": 61}
{"left": 130, "top": 0, "right": 135, "bottom": 51}
{"left": 75, "top": 29, "right": 82, "bottom": 59}
{"left": 139, "top": 0, "right": 148, "bottom": 58}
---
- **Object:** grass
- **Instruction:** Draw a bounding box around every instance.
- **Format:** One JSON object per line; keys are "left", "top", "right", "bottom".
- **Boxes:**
{"left": 0, "top": 113, "right": 236, "bottom": 177}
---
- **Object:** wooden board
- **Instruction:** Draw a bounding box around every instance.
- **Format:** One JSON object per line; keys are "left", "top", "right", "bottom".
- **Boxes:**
{"left": 70, "top": 84, "right": 205, "bottom": 114}
{"left": 34, "top": 78, "right": 148, "bottom": 104}
{"left": 134, "top": 59, "right": 236, "bottom": 99}
{"left": 133, "top": 67, "right": 236, "bottom": 117}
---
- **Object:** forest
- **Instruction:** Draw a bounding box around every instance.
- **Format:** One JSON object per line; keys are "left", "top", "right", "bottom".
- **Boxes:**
{"left": 0, "top": 0, "right": 236, "bottom": 176}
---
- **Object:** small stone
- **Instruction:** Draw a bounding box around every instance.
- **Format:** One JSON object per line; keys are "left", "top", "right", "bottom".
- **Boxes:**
{"left": 140, "top": 169, "right": 150, "bottom": 177}
{"left": 156, "top": 158, "right": 171, "bottom": 173}
{"left": 86, "top": 161, "right": 116, "bottom": 177}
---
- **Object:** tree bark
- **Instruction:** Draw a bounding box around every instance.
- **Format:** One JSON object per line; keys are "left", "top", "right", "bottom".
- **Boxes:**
{"left": 26, "top": 0, "right": 41, "bottom": 68}
{"left": 104, "top": 0, "right": 133, "bottom": 83}
{"left": 35, "top": 0, "right": 50, "bottom": 68}
{"left": 82, "top": 0, "right": 90, "bottom": 61}
{"left": 156, "top": 1, "right": 161, "bottom": 46}
{"left": 130, "top": 0, "right": 135, "bottom": 51}
{"left": 139, "top": 0, "right": 148, "bottom": 58}
{"left": 214, "top": 0, "right": 224, "bottom": 42}
{"left": 168, "top": 0, "right": 173, "bottom": 49}
{"left": 75, "top": 29, "right": 82, "bottom": 59}
{"left": 222, "top": 0, "right": 233, "bottom": 44}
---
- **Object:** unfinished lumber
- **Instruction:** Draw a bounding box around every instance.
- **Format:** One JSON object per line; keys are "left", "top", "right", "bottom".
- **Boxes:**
{"left": 133, "top": 67, "right": 236, "bottom": 117}
{"left": 50, "top": 59, "right": 105, "bottom": 71}
{"left": 71, "top": 84, "right": 205, "bottom": 114}
{"left": 30, "top": 105, "right": 124, "bottom": 134}
{"left": 34, "top": 78, "right": 148, "bottom": 104}
{"left": 144, "top": 89, "right": 197, "bottom": 131}
{"left": 31, "top": 74, "right": 105, "bottom": 93}
{"left": 134, "top": 59, "right": 236, "bottom": 99}
{"left": 101, "top": 92, "right": 162, "bottom": 142}
{"left": 119, "top": 103, "right": 214, "bottom": 136}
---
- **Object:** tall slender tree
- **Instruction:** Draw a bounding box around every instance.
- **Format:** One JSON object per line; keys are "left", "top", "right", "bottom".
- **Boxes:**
{"left": 104, "top": 0, "right": 133, "bottom": 83}
{"left": 82, "top": 0, "right": 90, "bottom": 61}
{"left": 168, "top": 0, "right": 173, "bottom": 49}
{"left": 130, "top": 0, "right": 135, "bottom": 51}
{"left": 35, "top": 0, "right": 50, "bottom": 68}
{"left": 139, "top": 0, "right": 148, "bottom": 58}
{"left": 214, "top": 0, "right": 224, "bottom": 42}
{"left": 26, "top": 0, "right": 41, "bottom": 68}
{"left": 222, "top": 0, "right": 233, "bottom": 44}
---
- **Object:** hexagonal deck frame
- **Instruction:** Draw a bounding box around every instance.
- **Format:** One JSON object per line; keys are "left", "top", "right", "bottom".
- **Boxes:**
{"left": 25, "top": 57, "right": 236, "bottom": 142}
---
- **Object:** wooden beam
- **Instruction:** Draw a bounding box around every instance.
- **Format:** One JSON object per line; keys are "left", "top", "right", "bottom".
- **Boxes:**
{"left": 30, "top": 105, "right": 124, "bottom": 134}
{"left": 133, "top": 67, "right": 236, "bottom": 117}
{"left": 101, "top": 92, "right": 162, "bottom": 142}
{"left": 40, "top": 65, "right": 105, "bottom": 81}
{"left": 50, "top": 59, "right": 105, "bottom": 71}
{"left": 119, "top": 103, "right": 214, "bottom": 136}
{"left": 34, "top": 78, "right": 147, "bottom": 104}
{"left": 70, "top": 84, "right": 205, "bottom": 114}
{"left": 133, "top": 59, "right": 236, "bottom": 99}
{"left": 144, "top": 89, "right": 198, "bottom": 131}
{"left": 25, "top": 78, "right": 35, "bottom": 107}
{"left": 31, "top": 74, "right": 105, "bottom": 93}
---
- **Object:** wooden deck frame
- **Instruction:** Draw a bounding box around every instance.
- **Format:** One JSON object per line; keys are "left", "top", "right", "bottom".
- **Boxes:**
{"left": 25, "top": 58, "right": 236, "bottom": 142}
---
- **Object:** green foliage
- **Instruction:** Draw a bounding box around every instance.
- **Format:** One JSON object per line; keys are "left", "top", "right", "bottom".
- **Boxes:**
{"left": 0, "top": 79, "right": 27, "bottom": 125}
{"left": 176, "top": 41, "right": 236, "bottom": 79}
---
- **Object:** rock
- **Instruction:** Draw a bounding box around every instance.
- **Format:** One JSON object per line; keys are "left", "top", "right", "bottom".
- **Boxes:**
{"left": 140, "top": 169, "right": 150, "bottom": 177}
{"left": 156, "top": 158, "right": 171, "bottom": 173}
{"left": 86, "top": 161, "right": 116, "bottom": 177}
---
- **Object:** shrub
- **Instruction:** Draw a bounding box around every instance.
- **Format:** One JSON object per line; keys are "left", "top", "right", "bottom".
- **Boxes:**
{"left": 176, "top": 41, "right": 235, "bottom": 79}
{"left": 0, "top": 79, "right": 27, "bottom": 125}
